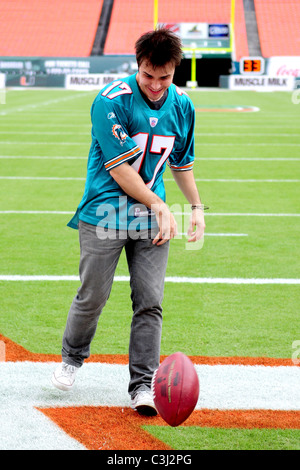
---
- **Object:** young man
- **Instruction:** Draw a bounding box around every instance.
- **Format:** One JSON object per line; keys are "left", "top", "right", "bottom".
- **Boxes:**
{"left": 52, "top": 28, "right": 205, "bottom": 415}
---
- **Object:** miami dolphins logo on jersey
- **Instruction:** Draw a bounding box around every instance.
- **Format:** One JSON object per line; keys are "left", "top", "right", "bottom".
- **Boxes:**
{"left": 112, "top": 124, "right": 128, "bottom": 145}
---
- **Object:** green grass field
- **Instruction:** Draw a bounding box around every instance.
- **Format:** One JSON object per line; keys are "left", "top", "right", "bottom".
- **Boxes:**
{"left": 0, "top": 88, "right": 299, "bottom": 450}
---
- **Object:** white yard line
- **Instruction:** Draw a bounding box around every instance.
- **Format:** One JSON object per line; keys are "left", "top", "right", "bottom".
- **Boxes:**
{"left": 195, "top": 143, "right": 300, "bottom": 146}
{"left": 0, "top": 176, "right": 85, "bottom": 181}
{"left": 0, "top": 131, "right": 90, "bottom": 135}
{"left": 0, "top": 211, "right": 299, "bottom": 217}
{"left": 1, "top": 131, "right": 299, "bottom": 137}
{"left": 1, "top": 155, "right": 299, "bottom": 161}
{"left": 0, "top": 275, "right": 299, "bottom": 284}
{"left": 0, "top": 176, "right": 299, "bottom": 183}
{"left": 2, "top": 142, "right": 300, "bottom": 147}
{"left": 177, "top": 178, "right": 300, "bottom": 183}
{"left": 0, "top": 141, "right": 87, "bottom": 145}
{"left": 194, "top": 157, "right": 300, "bottom": 161}
{"left": 195, "top": 133, "right": 300, "bottom": 137}
{"left": 0, "top": 92, "right": 95, "bottom": 116}
{"left": 177, "top": 233, "right": 248, "bottom": 237}
{"left": 0, "top": 156, "right": 87, "bottom": 159}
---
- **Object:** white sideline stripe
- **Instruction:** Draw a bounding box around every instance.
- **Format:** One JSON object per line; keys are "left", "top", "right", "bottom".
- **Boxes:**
{"left": 0, "top": 156, "right": 87, "bottom": 160}
{"left": 0, "top": 275, "right": 299, "bottom": 284}
{"left": 0, "top": 211, "right": 74, "bottom": 214}
{"left": 195, "top": 143, "right": 300, "bottom": 146}
{"left": 0, "top": 123, "right": 91, "bottom": 127}
{"left": 0, "top": 142, "right": 87, "bottom": 145}
{"left": 195, "top": 133, "right": 300, "bottom": 137}
{"left": 1, "top": 176, "right": 299, "bottom": 183}
{"left": 176, "top": 212, "right": 300, "bottom": 217}
{"left": 194, "top": 157, "right": 300, "bottom": 161}
{"left": 1, "top": 156, "right": 300, "bottom": 161}
{"left": 0, "top": 362, "right": 299, "bottom": 449}
{"left": 168, "top": 178, "right": 300, "bottom": 183}
{"left": 0, "top": 91, "right": 94, "bottom": 116}
{"left": 0, "top": 176, "right": 85, "bottom": 181}
{"left": 196, "top": 125, "right": 300, "bottom": 128}
{"left": 1, "top": 211, "right": 299, "bottom": 217}
{"left": 2, "top": 142, "right": 300, "bottom": 146}
{"left": 0, "top": 131, "right": 90, "bottom": 135}
{"left": 1, "top": 132, "right": 299, "bottom": 137}
{"left": 177, "top": 233, "right": 248, "bottom": 237}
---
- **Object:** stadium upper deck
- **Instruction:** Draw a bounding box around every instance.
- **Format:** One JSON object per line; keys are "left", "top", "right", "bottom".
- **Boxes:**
{"left": 0, "top": 0, "right": 298, "bottom": 59}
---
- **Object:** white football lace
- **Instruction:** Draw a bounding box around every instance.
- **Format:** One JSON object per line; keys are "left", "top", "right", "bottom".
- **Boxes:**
{"left": 151, "top": 369, "right": 158, "bottom": 400}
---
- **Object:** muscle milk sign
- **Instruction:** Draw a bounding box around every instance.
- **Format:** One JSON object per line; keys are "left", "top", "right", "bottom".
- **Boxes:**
{"left": 65, "top": 73, "right": 128, "bottom": 90}
{"left": 229, "top": 75, "right": 295, "bottom": 91}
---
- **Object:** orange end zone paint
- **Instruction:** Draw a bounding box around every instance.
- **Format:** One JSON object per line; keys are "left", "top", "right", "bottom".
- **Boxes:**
{"left": 0, "top": 333, "right": 296, "bottom": 366}
{"left": 36, "top": 406, "right": 300, "bottom": 451}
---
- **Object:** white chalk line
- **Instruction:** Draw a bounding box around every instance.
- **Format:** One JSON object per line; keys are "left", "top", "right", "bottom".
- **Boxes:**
{"left": 0, "top": 176, "right": 299, "bottom": 183}
{"left": 1, "top": 155, "right": 299, "bottom": 162}
{"left": 0, "top": 275, "right": 299, "bottom": 284}
{"left": 0, "top": 131, "right": 90, "bottom": 135}
{"left": 194, "top": 133, "right": 300, "bottom": 137}
{"left": 0, "top": 91, "right": 95, "bottom": 116}
{"left": 0, "top": 141, "right": 87, "bottom": 145}
{"left": 0, "top": 156, "right": 87, "bottom": 159}
{"left": 1, "top": 131, "right": 299, "bottom": 137}
{"left": 0, "top": 211, "right": 299, "bottom": 217}
{"left": 194, "top": 143, "right": 300, "bottom": 146}
{"left": 1, "top": 142, "right": 300, "bottom": 147}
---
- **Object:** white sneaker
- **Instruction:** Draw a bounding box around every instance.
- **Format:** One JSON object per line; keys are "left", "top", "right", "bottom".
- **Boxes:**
{"left": 52, "top": 362, "right": 78, "bottom": 391}
{"left": 131, "top": 390, "right": 157, "bottom": 416}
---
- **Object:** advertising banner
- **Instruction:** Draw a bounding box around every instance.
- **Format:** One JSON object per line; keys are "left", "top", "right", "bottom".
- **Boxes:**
{"left": 267, "top": 57, "right": 300, "bottom": 78}
{"left": 0, "top": 73, "right": 5, "bottom": 104}
{"left": 65, "top": 73, "right": 128, "bottom": 90}
{"left": 229, "top": 75, "right": 295, "bottom": 91}
{"left": 0, "top": 73, "right": 5, "bottom": 88}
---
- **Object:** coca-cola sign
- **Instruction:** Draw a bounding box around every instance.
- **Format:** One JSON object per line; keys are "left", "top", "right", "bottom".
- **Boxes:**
{"left": 268, "top": 56, "right": 300, "bottom": 78}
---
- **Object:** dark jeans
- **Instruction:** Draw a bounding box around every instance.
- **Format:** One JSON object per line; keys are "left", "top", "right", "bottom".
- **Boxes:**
{"left": 62, "top": 220, "right": 169, "bottom": 397}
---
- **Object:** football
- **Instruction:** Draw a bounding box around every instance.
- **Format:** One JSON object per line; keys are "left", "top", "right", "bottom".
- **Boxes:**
{"left": 151, "top": 352, "right": 199, "bottom": 427}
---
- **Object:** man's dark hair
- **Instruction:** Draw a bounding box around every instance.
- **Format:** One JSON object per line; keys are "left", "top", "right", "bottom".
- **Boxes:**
{"left": 135, "top": 27, "right": 182, "bottom": 68}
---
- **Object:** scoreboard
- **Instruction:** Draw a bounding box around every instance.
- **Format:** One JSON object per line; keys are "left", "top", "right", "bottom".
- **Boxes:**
{"left": 240, "top": 57, "right": 265, "bottom": 75}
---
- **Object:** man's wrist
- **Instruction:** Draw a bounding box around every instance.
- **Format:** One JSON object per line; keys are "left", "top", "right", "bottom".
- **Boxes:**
{"left": 191, "top": 204, "right": 209, "bottom": 211}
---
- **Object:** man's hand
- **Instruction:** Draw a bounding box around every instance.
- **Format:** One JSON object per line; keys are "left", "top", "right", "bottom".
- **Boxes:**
{"left": 152, "top": 203, "right": 178, "bottom": 246}
{"left": 187, "top": 207, "right": 205, "bottom": 242}
{"left": 110, "top": 162, "right": 177, "bottom": 245}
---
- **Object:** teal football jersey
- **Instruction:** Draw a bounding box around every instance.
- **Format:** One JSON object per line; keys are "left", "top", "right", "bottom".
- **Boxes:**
{"left": 68, "top": 73, "right": 195, "bottom": 230}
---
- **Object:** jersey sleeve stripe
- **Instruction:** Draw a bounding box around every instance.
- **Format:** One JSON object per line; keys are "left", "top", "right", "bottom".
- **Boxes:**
{"left": 168, "top": 161, "right": 194, "bottom": 171}
{"left": 104, "top": 146, "right": 142, "bottom": 171}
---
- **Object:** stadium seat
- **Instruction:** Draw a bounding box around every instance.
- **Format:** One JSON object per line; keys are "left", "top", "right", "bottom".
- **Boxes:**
{"left": 0, "top": 0, "right": 103, "bottom": 57}
{"left": 104, "top": 0, "right": 248, "bottom": 61}
{"left": 255, "top": 0, "right": 300, "bottom": 57}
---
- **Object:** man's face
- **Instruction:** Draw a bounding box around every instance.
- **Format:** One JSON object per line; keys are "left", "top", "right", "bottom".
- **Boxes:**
{"left": 136, "top": 60, "right": 175, "bottom": 102}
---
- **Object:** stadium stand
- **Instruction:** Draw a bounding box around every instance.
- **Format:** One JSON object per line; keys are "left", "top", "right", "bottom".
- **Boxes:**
{"left": 103, "top": 0, "right": 249, "bottom": 61}
{"left": 0, "top": 0, "right": 103, "bottom": 57}
{"left": 255, "top": 0, "right": 300, "bottom": 57}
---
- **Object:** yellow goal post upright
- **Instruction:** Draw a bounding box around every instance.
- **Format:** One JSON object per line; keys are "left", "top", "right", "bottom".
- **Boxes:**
{"left": 153, "top": 0, "right": 235, "bottom": 88}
